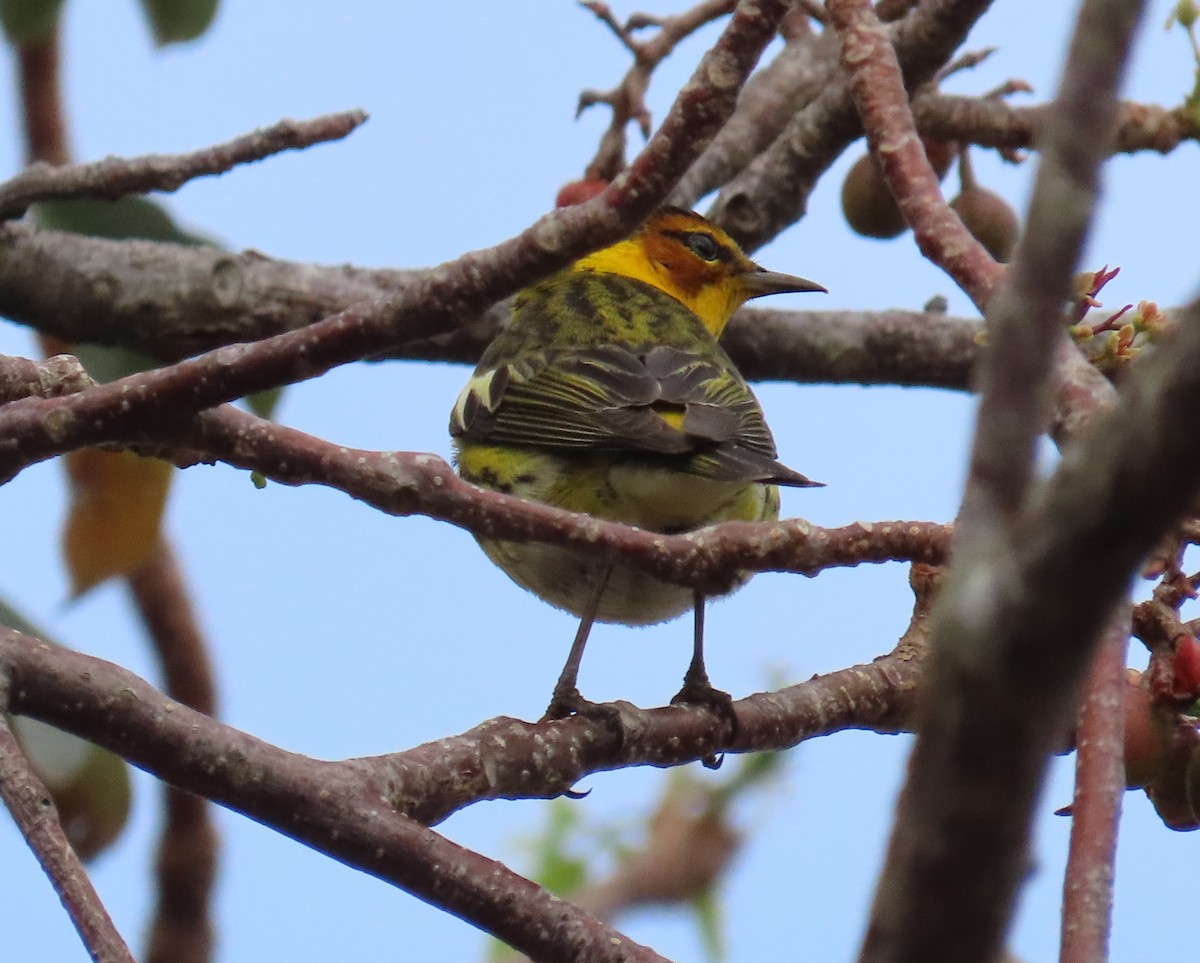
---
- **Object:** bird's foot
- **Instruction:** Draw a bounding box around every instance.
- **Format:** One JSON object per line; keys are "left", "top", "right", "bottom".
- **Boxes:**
{"left": 541, "top": 687, "right": 627, "bottom": 747}
{"left": 671, "top": 676, "right": 738, "bottom": 770}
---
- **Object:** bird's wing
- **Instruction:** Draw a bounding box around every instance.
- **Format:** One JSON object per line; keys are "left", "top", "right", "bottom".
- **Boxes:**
{"left": 450, "top": 342, "right": 818, "bottom": 487}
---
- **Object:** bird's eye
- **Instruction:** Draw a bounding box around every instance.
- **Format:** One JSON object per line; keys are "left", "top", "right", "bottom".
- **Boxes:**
{"left": 683, "top": 232, "right": 721, "bottom": 262}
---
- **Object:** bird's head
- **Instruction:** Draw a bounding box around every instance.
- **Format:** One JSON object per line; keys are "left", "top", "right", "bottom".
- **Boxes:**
{"left": 575, "top": 207, "right": 825, "bottom": 337}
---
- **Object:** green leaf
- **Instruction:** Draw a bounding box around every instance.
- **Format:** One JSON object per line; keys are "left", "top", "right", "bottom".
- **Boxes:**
{"left": 70, "top": 343, "right": 157, "bottom": 383}
{"left": 148, "top": 0, "right": 219, "bottom": 44}
{"left": 34, "top": 197, "right": 288, "bottom": 417}
{"left": 531, "top": 800, "right": 589, "bottom": 896}
{"left": 0, "top": 0, "right": 64, "bottom": 44}
{"left": 692, "top": 889, "right": 727, "bottom": 963}
{"left": 11, "top": 716, "right": 133, "bottom": 861}
{"left": 33, "top": 197, "right": 213, "bottom": 382}
{"left": 34, "top": 196, "right": 213, "bottom": 245}
{"left": 0, "top": 594, "right": 52, "bottom": 637}
{"left": 246, "top": 386, "right": 283, "bottom": 420}
{"left": 138, "top": 0, "right": 218, "bottom": 45}
{"left": 0, "top": 597, "right": 133, "bottom": 861}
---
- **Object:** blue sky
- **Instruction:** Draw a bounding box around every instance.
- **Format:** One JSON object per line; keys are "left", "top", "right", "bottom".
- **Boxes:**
{"left": 0, "top": 2, "right": 1197, "bottom": 961}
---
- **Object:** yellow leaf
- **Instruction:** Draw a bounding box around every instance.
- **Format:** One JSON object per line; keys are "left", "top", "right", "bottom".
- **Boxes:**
{"left": 63, "top": 449, "right": 173, "bottom": 596}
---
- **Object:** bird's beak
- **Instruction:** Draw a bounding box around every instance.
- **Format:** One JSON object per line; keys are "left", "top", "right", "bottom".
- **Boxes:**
{"left": 741, "top": 268, "right": 827, "bottom": 299}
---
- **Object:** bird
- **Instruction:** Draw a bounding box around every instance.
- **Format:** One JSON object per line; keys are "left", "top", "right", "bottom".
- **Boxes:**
{"left": 450, "top": 207, "right": 824, "bottom": 729}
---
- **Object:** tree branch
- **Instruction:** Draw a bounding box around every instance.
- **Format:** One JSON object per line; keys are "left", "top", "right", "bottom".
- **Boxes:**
{"left": 0, "top": 710, "right": 134, "bottom": 963}
{"left": 912, "top": 92, "right": 1197, "bottom": 154}
{"left": 0, "top": 219, "right": 986, "bottom": 389}
{"left": 848, "top": 0, "right": 1150, "bottom": 957}
{"left": 3, "top": 633, "right": 672, "bottom": 963}
{"left": 1, "top": 622, "right": 924, "bottom": 830}
{"left": 0, "top": 364, "right": 953, "bottom": 587}
{"left": 829, "top": 0, "right": 1005, "bottom": 311}
{"left": 1060, "top": 617, "right": 1128, "bottom": 963}
{"left": 707, "top": 0, "right": 996, "bottom": 251}
{"left": 0, "top": 111, "right": 370, "bottom": 221}
{"left": 128, "top": 539, "right": 218, "bottom": 963}
{"left": 723, "top": 306, "right": 979, "bottom": 387}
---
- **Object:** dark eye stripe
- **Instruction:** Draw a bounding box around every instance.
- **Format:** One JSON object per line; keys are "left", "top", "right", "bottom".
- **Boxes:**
{"left": 663, "top": 229, "right": 730, "bottom": 263}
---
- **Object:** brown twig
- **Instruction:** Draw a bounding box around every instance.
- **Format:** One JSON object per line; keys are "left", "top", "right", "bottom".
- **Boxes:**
{"left": 128, "top": 539, "right": 218, "bottom": 963}
{"left": 707, "top": 0, "right": 995, "bottom": 252}
{"left": 17, "top": 24, "right": 70, "bottom": 166}
{"left": 0, "top": 352, "right": 93, "bottom": 401}
{"left": 841, "top": 0, "right": 1152, "bottom": 958}
{"left": 832, "top": 0, "right": 1006, "bottom": 307}
{"left": 577, "top": 0, "right": 737, "bottom": 179}
{"left": 1, "top": 624, "right": 924, "bottom": 829}
{"left": 933, "top": 45, "right": 998, "bottom": 83}
{"left": 1060, "top": 618, "right": 1128, "bottom": 963}
{"left": 912, "top": 92, "right": 1196, "bottom": 154}
{"left": 0, "top": 620, "right": 926, "bottom": 962}
{"left": 671, "top": 24, "right": 839, "bottom": 207}
{"left": 0, "top": 111, "right": 370, "bottom": 221}
{"left": 0, "top": 710, "right": 134, "bottom": 963}
{"left": 0, "top": 357, "right": 953, "bottom": 587}
{"left": 0, "top": 0, "right": 793, "bottom": 390}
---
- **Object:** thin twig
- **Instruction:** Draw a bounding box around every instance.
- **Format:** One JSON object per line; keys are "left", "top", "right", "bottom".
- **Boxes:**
{"left": 0, "top": 710, "right": 134, "bottom": 963}
{"left": 128, "top": 539, "right": 218, "bottom": 963}
{"left": 0, "top": 352, "right": 93, "bottom": 401}
{"left": 1, "top": 624, "right": 924, "bottom": 829}
{"left": 577, "top": 0, "right": 736, "bottom": 178}
{"left": 17, "top": 23, "right": 70, "bottom": 166}
{"left": 0, "top": 365, "right": 953, "bottom": 588}
{"left": 1060, "top": 618, "right": 1128, "bottom": 963}
{"left": 0, "top": 111, "right": 370, "bottom": 221}
{"left": 912, "top": 92, "right": 1195, "bottom": 154}
{"left": 0, "top": 621, "right": 925, "bottom": 963}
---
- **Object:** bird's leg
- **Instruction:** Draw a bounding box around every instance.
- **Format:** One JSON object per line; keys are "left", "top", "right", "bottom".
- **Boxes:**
{"left": 542, "top": 565, "right": 612, "bottom": 722}
{"left": 671, "top": 591, "right": 738, "bottom": 763}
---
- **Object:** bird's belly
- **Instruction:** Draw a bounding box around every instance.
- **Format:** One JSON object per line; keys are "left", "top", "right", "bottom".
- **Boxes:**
{"left": 479, "top": 539, "right": 696, "bottom": 625}
{"left": 603, "top": 464, "right": 758, "bottom": 530}
{"left": 473, "top": 462, "right": 779, "bottom": 625}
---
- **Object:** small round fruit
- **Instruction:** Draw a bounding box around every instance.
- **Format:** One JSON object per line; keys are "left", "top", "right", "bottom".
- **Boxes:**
{"left": 841, "top": 152, "right": 906, "bottom": 239}
{"left": 950, "top": 186, "right": 1019, "bottom": 262}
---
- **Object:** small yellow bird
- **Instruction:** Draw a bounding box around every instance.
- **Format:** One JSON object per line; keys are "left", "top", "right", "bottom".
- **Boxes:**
{"left": 450, "top": 208, "right": 823, "bottom": 725}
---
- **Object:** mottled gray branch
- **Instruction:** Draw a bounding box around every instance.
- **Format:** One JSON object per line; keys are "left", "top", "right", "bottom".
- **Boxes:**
{"left": 912, "top": 92, "right": 1195, "bottom": 154}
{"left": 708, "top": 0, "right": 997, "bottom": 252}
{"left": 0, "top": 219, "right": 982, "bottom": 391}
{"left": 0, "top": 112, "right": 369, "bottom": 221}
{"left": 1, "top": 623, "right": 924, "bottom": 832}
{"left": 857, "top": 0, "right": 1159, "bottom": 957}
